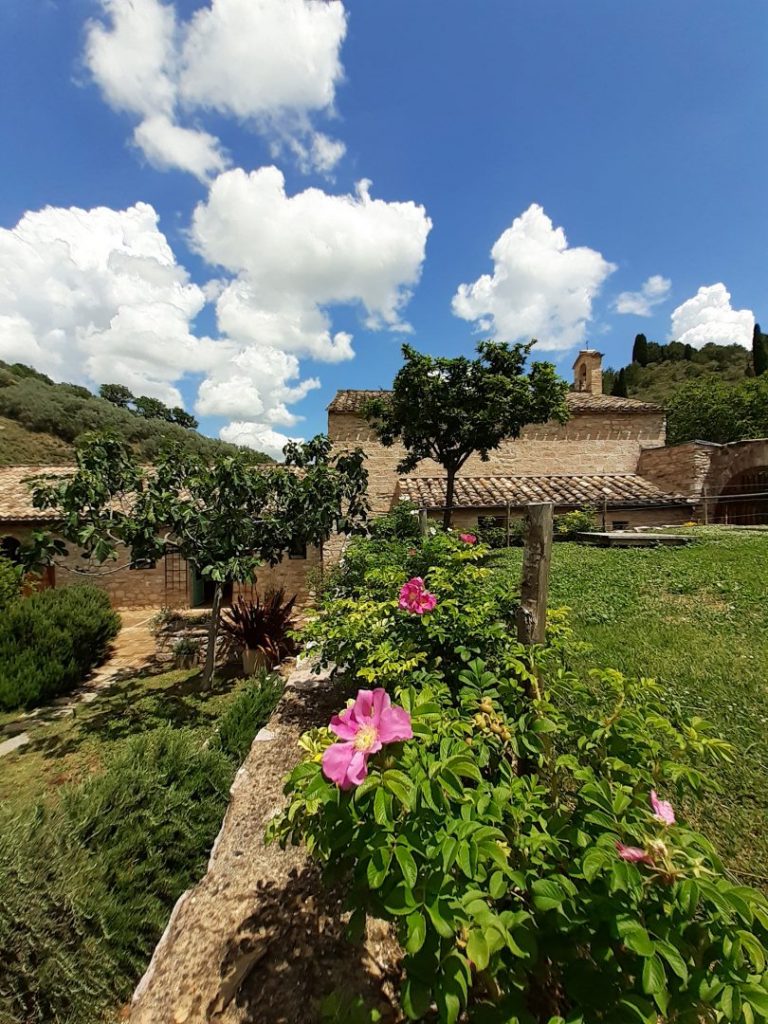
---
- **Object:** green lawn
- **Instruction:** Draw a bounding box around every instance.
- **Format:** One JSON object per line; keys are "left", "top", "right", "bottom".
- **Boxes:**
{"left": 0, "top": 668, "right": 241, "bottom": 814}
{"left": 490, "top": 528, "right": 768, "bottom": 884}
{"left": 0, "top": 667, "right": 283, "bottom": 1024}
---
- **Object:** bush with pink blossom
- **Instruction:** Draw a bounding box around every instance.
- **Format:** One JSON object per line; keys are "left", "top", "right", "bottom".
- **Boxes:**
{"left": 272, "top": 535, "right": 768, "bottom": 1023}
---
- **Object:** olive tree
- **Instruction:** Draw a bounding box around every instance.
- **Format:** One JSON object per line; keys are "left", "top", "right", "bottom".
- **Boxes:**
{"left": 364, "top": 341, "right": 569, "bottom": 527}
{"left": 30, "top": 433, "right": 368, "bottom": 685}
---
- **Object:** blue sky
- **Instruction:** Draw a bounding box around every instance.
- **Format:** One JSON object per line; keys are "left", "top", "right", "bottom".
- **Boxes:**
{"left": 1, "top": 0, "right": 765, "bottom": 456}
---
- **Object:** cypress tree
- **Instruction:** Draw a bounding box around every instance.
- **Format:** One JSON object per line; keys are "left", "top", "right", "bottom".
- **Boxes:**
{"left": 611, "top": 368, "right": 628, "bottom": 398}
{"left": 632, "top": 333, "right": 649, "bottom": 366}
{"left": 752, "top": 322, "right": 768, "bottom": 376}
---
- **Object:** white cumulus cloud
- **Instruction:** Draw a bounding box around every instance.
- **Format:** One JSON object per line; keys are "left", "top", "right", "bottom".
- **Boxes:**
{"left": 614, "top": 274, "right": 671, "bottom": 316}
{"left": 188, "top": 167, "right": 431, "bottom": 449}
{"left": 0, "top": 201, "right": 213, "bottom": 405}
{"left": 85, "top": 0, "right": 348, "bottom": 179}
{"left": 219, "top": 422, "right": 302, "bottom": 461}
{"left": 670, "top": 283, "right": 754, "bottom": 349}
{"left": 190, "top": 167, "right": 431, "bottom": 364}
{"left": 452, "top": 204, "right": 616, "bottom": 351}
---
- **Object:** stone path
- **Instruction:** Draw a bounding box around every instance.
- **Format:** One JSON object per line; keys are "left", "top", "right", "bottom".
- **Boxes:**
{"left": 0, "top": 608, "right": 161, "bottom": 758}
{"left": 129, "top": 661, "right": 401, "bottom": 1024}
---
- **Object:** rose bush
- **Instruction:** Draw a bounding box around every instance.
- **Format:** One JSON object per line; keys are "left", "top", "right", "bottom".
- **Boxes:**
{"left": 271, "top": 532, "right": 768, "bottom": 1022}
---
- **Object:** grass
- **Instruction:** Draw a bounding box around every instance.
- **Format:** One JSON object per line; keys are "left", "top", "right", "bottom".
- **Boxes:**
{"left": 0, "top": 666, "right": 284, "bottom": 1024}
{"left": 490, "top": 527, "right": 768, "bottom": 884}
{"left": 0, "top": 415, "right": 74, "bottom": 465}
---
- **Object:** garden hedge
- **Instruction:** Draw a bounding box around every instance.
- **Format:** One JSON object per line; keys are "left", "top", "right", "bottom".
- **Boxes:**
{"left": 0, "top": 586, "right": 121, "bottom": 710}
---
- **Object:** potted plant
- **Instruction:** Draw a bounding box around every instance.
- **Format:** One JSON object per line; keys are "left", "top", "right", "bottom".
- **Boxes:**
{"left": 172, "top": 636, "right": 200, "bottom": 670}
{"left": 220, "top": 589, "right": 298, "bottom": 675}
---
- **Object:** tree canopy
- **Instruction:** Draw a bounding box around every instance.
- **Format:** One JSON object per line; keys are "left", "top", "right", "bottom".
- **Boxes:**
{"left": 667, "top": 375, "right": 768, "bottom": 445}
{"left": 30, "top": 433, "right": 368, "bottom": 682}
{"left": 364, "top": 340, "right": 569, "bottom": 526}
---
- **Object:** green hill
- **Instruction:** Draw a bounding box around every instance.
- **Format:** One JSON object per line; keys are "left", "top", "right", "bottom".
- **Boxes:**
{"left": 0, "top": 362, "right": 271, "bottom": 466}
{"left": 603, "top": 342, "right": 753, "bottom": 406}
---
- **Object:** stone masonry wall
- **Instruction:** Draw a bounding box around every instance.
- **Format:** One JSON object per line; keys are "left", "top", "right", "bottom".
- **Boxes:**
{"left": 330, "top": 411, "right": 668, "bottom": 513}
{"left": 433, "top": 506, "right": 691, "bottom": 533}
{"left": 636, "top": 443, "right": 714, "bottom": 500}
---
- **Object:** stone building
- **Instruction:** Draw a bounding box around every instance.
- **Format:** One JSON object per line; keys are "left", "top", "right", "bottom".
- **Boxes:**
{"left": 3, "top": 348, "right": 767, "bottom": 609}
{"left": 327, "top": 349, "right": 768, "bottom": 531}
{"left": 0, "top": 465, "right": 317, "bottom": 610}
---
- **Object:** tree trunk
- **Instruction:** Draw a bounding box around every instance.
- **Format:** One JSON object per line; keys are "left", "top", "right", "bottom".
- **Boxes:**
{"left": 443, "top": 468, "right": 457, "bottom": 529}
{"left": 202, "top": 581, "right": 223, "bottom": 689}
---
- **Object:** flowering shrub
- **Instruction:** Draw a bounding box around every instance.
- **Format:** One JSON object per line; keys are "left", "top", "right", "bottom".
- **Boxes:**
{"left": 322, "top": 688, "right": 413, "bottom": 789}
{"left": 398, "top": 577, "right": 438, "bottom": 615}
{"left": 272, "top": 534, "right": 768, "bottom": 1022}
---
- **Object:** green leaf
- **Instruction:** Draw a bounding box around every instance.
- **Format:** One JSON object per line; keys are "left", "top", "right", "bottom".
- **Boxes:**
{"left": 582, "top": 846, "right": 611, "bottom": 883}
{"left": 466, "top": 929, "right": 490, "bottom": 971}
{"left": 401, "top": 977, "right": 431, "bottom": 1021}
{"left": 641, "top": 954, "right": 666, "bottom": 996}
{"left": 405, "top": 910, "right": 427, "bottom": 954}
{"left": 655, "top": 938, "right": 688, "bottom": 982}
{"left": 739, "top": 930, "right": 767, "bottom": 973}
{"left": 383, "top": 884, "right": 416, "bottom": 916}
{"left": 618, "top": 995, "right": 657, "bottom": 1023}
{"left": 383, "top": 769, "right": 414, "bottom": 808}
{"left": 531, "top": 878, "right": 566, "bottom": 912}
{"left": 489, "top": 871, "right": 507, "bottom": 899}
{"left": 426, "top": 900, "right": 455, "bottom": 939}
{"left": 373, "top": 786, "right": 390, "bottom": 826}
{"left": 441, "top": 836, "right": 459, "bottom": 873}
{"left": 616, "top": 918, "right": 655, "bottom": 957}
{"left": 743, "top": 985, "right": 768, "bottom": 1019}
{"left": 395, "top": 845, "right": 418, "bottom": 889}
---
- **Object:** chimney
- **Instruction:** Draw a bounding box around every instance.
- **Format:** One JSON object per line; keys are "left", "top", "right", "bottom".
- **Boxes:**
{"left": 572, "top": 349, "right": 603, "bottom": 395}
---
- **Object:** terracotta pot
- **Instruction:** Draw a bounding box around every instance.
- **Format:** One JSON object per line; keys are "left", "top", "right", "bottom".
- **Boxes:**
{"left": 242, "top": 647, "right": 272, "bottom": 675}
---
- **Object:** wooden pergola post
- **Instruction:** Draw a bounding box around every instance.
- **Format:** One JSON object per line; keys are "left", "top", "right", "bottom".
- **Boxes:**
{"left": 515, "top": 502, "right": 554, "bottom": 646}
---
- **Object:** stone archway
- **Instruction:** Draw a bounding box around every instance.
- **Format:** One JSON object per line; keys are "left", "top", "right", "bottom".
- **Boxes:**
{"left": 0, "top": 535, "right": 22, "bottom": 563}
{"left": 713, "top": 466, "right": 768, "bottom": 525}
{"left": 700, "top": 439, "right": 768, "bottom": 525}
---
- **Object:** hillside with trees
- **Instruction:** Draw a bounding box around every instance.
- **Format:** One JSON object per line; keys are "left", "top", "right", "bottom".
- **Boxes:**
{"left": 0, "top": 361, "right": 271, "bottom": 465}
{"left": 602, "top": 335, "right": 756, "bottom": 406}
{"left": 603, "top": 328, "right": 768, "bottom": 445}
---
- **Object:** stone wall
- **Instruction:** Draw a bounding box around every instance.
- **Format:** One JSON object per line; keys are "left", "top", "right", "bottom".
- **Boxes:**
{"left": 431, "top": 506, "right": 691, "bottom": 533}
{"left": 0, "top": 524, "right": 319, "bottom": 609}
{"left": 330, "top": 410, "right": 668, "bottom": 513}
{"left": 233, "top": 547, "right": 320, "bottom": 605}
{"left": 636, "top": 443, "right": 715, "bottom": 500}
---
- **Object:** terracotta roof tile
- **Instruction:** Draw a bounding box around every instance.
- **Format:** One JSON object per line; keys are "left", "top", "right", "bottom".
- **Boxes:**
{"left": 327, "top": 389, "right": 662, "bottom": 415}
{"left": 0, "top": 465, "right": 74, "bottom": 522}
{"left": 398, "top": 474, "right": 690, "bottom": 510}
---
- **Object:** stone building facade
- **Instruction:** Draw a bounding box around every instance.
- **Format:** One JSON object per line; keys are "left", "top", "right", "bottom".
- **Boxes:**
{"left": 0, "top": 465, "right": 317, "bottom": 610}
{"left": 328, "top": 350, "right": 690, "bottom": 526}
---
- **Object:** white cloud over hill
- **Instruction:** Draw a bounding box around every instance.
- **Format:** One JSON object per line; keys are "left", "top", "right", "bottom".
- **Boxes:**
{"left": 85, "top": 0, "right": 348, "bottom": 180}
{"left": 0, "top": 173, "right": 431, "bottom": 456}
{"left": 0, "top": 201, "right": 210, "bottom": 406}
{"left": 615, "top": 274, "right": 671, "bottom": 316}
{"left": 671, "top": 283, "right": 754, "bottom": 349}
{"left": 452, "top": 204, "right": 616, "bottom": 351}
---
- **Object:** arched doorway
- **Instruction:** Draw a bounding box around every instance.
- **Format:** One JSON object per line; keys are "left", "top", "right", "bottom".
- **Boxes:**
{"left": 1, "top": 536, "right": 22, "bottom": 563}
{"left": 714, "top": 467, "right": 768, "bottom": 525}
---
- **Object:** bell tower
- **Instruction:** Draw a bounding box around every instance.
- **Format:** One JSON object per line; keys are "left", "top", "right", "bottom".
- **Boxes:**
{"left": 572, "top": 349, "right": 603, "bottom": 395}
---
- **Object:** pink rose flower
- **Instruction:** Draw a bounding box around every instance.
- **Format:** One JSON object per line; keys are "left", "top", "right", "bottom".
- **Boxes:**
{"left": 616, "top": 842, "right": 653, "bottom": 865}
{"left": 650, "top": 790, "right": 676, "bottom": 826}
{"left": 322, "top": 688, "right": 413, "bottom": 790}
{"left": 398, "top": 577, "right": 438, "bottom": 615}
{"left": 459, "top": 533, "right": 477, "bottom": 545}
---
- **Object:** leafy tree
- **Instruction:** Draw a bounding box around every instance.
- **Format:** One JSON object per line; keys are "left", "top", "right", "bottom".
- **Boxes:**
{"left": 133, "top": 395, "right": 173, "bottom": 421}
{"left": 752, "top": 322, "right": 768, "bottom": 377}
{"left": 667, "top": 375, "right": 768, "bottom": 445}
{"left": 632, "top": 333, "right": 649, "bottom": 366}
{"left": 170, "top": 407, "right": 199, "bottom": 430}
{"left": 610, "top": 367, "right": 628, "bottom": 398}
{"left": 364, "top": 341, "right": 569, "bottom": 528}
{"left": 99, "top": 383, "right": 134, "bottom": 408}
{"left": 30, "top": 433, "right": 368, "bottom": 685}
{"left": 683, "top": 343, "right": 694, "bottom": 360}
